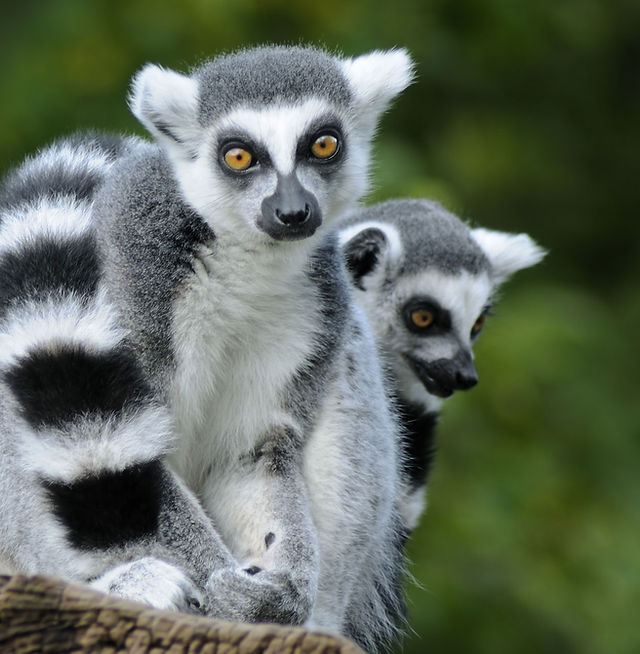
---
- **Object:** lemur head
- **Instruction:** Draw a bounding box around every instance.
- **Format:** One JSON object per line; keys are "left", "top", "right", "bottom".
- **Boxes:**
{"left": 339, "top": 199, "right": 546, "bottom": 407}
{"left": 128, "top": 46, "right": 413, "bottom": 245}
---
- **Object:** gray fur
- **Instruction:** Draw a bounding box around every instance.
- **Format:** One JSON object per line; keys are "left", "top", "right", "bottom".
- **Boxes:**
{"left": 96, "top": 143, "right": 216, "bottom": 391}
{"left": 281, "top": 237, "right": 349, "bottom": 429}
{"left": 196, "top": 46, "right": 352, "bottom": 124}
{"left": 340, "top": 198, "right": 491, "bottom": 277}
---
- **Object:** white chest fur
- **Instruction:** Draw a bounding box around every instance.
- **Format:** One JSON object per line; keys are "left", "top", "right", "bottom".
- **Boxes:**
{"left": 166, "top": 239, "right": 318, "bottom": 491}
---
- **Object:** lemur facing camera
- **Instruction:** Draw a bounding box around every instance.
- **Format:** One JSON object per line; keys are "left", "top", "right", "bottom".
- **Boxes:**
{"left": 338, "top": 199, "right": 546, "bottom": 529}
{"left": 0, "top": 46, "right": 414, "bottom": 652}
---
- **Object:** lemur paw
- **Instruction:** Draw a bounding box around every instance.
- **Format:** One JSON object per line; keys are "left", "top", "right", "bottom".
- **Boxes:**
{"left": 90, "top": 557, "right": 204, "bottom": 612}
{"left": 205, "top": 566, "right": 311, "bottom": 625}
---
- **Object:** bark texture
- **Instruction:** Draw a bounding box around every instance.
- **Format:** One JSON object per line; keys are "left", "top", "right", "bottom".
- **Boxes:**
{"left": 0, "top": 575, "right": 364, "bottom": 654}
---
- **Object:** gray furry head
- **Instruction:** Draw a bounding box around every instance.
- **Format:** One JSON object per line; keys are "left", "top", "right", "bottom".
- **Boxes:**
{"left": 128, "top": 45, "right": 414, "bottom": 245}
{"left": 342, "top": 199, "right": 491, "bottom": 279}
{"left": 195, "top": 46, "right": 353, "bottom": 124}
{"left": 338, "top": 198, "right": 546, "bottom": 406}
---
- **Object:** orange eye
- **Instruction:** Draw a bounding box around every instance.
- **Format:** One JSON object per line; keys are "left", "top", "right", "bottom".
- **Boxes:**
{"left": 411, "top": 309, "right": 434, "bottom": 329}
{"left": 472, "top": 314, "right": 487, "bottom": 335}
{"left": 311, "top": 134, "right": 339, "bottom": 159}
{"left": 224, "top": 147, "right": 253, "bottom": 171}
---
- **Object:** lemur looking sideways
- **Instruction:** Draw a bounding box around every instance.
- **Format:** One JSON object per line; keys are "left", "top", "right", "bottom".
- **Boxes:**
{"left": 339, "top": 198, "right": 546, "bottom": 529}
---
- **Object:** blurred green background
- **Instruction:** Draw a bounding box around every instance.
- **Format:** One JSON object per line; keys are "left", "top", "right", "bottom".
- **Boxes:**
{"left": 1, "top": 1, "right": 638, "bottom": 652}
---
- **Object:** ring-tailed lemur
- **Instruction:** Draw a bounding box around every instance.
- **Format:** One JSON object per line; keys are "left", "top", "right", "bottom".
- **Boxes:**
{"left": 1, "top": 46, "right": 414, "bottom": 652}
{"left": 338, "top": 199, "right": 546, "bottom": 529}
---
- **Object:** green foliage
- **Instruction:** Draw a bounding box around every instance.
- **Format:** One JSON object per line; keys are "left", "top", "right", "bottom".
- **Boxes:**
{"left": 1, "top": 2, "right": 638, "bottom": 651}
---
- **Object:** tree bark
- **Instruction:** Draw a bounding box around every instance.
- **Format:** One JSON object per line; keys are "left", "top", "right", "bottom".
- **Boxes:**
{"left": 0, "top": 575, "right": 363, "bottom": 654}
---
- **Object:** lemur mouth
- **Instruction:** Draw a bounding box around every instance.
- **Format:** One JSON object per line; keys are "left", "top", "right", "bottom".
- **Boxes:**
{"left": 256, "top": 212, "right": 322, "bottom": 241}
{"left": 404, "top": 352, "right": 478, "bottom": 398}
{"left": 403, "top": 355, "right": 455, "bottom": 398}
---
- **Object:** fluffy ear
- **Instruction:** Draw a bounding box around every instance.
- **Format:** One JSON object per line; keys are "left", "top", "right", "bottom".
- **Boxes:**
{"left": 128, "top": 64, "right": 201, "bottom": 156}
{"left": 341, "top": 49, "right": 415, "bottom": 121}
{"left": 338, "top": 221, "right": 401, "bottom": 290}
{"left": 471, "top": 228, "right": 547, "bottom": 286}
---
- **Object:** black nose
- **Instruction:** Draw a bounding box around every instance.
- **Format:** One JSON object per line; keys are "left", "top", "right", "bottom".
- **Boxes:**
{"left": 275, "top": 203, "right": 311, "bottom": 227}
{"left": 259, "top": 173, "right": 322, "bottom": 241}
{"left": 455, "top": 367, "right": 478, "bottom": 390}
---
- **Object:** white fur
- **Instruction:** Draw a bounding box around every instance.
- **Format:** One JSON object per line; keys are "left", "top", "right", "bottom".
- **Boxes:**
{"left": 0, "top": 196, "right": 92, "bottom": 256}
{"left": 18, "top": 143, "right": 112, "bottom": 180}
{"left": 0, "top": 557, "right": 17, "bottom": 575}
{"left": 303, "top": 411, "right": 361, "bottom": 631}
{"left": 0, "top": 288, "right": 125, "bottom": 368}
{"left": 129, "top": 64, "right": 200, "bottom": 155}
{"left": 401, "top": 488, "right": 426, "bottom": 532}
{"left": 168, "top": 241, "right": 317, "bottom": 488}
{"left": 90, "top": 557, "right": 203, "bottom": 611}
{"left": 30, "top": 519, "right": 102, "bottom": 580}
{"left": 341, "top": 49, "right": 415, "bottom": 119}
{"left": 0, "top": 466, "right": 104, "bottom": 579}
{"left": 201, "top": 466, "right": 275, "bottom": 565}
{"left": 19, "top": 407, "right": 174, "bottom": 483}
{"left": 471, "top": 228, "right": 547, "bottom": 285}
{"left": 392, "top": 356, "right": 445, "bottom": 410}
{"left": 396, "top": 268, "right": 492, "bottom": 338}
{"left": 216, "top": 98, "right": 337, "bottom": 175}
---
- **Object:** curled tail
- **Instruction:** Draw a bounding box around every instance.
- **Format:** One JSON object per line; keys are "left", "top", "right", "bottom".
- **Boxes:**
{"left": 0, "top": 135, "right": 219, "bottom": 604}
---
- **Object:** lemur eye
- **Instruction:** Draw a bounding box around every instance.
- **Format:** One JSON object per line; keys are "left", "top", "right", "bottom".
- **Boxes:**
{"left": 224, "top": 147, "right": 253, "bottom": 171}
{"left": 311, "top": 134, "right": 339, "bottom": 160}
{"left": 410, "top": 309, "right": 434, "bottom": 329}
{"left": 471, "top": 313, "right": 487, "bottom": 336}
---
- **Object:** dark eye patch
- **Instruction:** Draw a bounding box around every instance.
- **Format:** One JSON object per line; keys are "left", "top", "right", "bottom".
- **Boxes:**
{"left": 296, "top": 117, "right": 345, "bottom": 172}
{"left": 216, "top": 134, "right": 272, "bottom": 180}
{"left": 401, "top": 296, "right": 452, "bottom": 335}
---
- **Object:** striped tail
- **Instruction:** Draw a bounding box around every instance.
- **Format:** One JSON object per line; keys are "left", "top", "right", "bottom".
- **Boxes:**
{"left": 0, "top": 134, "right": 176, "bottom": 566}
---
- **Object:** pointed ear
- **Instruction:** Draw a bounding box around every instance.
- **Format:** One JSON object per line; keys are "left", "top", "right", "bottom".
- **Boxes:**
{"left": 339, "top": 222, "right": 401, "bottom": 290}
{"left": 128, "top": 64, "right": 201, "bottom": 157}
{"left": 471, "top": 228, "right": 547, "bottom": 286}
{"left": 341, "top": 49, "right": 415, "bottom": 122}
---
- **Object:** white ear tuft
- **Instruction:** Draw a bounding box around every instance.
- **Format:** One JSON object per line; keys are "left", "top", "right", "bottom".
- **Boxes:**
{"left": 342, "top": 48, "right": 415, "bottom": 118}
{"left": 471, "top": 228, "right": 547, "bottom": 286}
{"left": 128, "top": 64, "right": 200, "bottom": 154}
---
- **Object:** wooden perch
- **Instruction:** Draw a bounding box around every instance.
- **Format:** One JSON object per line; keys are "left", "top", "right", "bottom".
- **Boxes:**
{"left": 0, "top": 575, "right": 364, "bottom": 654}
